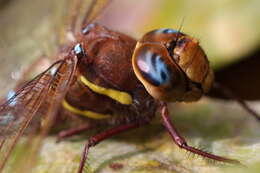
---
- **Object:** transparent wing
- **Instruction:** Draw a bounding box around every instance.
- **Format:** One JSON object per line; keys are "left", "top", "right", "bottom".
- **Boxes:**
{"left": 81, "top": 0, "right": 113, "bottom": 28}
{"left": 0, "top": 56, "right": 77, "bottom": 172}
{"left": 56, "top": 0, "right": 113, "bottom": 44}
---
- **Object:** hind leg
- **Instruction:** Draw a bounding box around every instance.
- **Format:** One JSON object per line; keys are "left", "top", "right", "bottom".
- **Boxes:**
{"left": 160, "top": 102, "right": 241, "bottom": 165}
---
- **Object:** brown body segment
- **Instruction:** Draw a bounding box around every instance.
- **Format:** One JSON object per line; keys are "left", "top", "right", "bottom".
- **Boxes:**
{"left": 77, "top": 24, "right": 138, "bottom": 91}
{"left": 64, "top": 24, "right": 157, "bottom": 122}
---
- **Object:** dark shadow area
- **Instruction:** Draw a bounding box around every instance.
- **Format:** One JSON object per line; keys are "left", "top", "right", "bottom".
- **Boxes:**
{"left": 0, "top": 0, "right": 12, "bottom": 10}
{"left": 208, "top": 45, "right": 260, "bottom": 100}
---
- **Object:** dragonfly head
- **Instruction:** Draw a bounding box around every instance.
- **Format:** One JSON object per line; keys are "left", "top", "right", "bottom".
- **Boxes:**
{"left": 132, "top": 28, "right": 214, "bottom": 102}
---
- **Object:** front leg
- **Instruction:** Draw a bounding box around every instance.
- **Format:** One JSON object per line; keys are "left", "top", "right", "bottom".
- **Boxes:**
{"left": 77, "top": 117, "right": 152, "bottom": 173}
{"left": 160, "top": 102, "right": 241, "bottom": 165}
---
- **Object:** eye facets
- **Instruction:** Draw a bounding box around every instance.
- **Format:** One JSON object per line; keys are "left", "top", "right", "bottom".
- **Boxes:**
{"left": 137, "top": 51, "right": 171, "bottom": 86}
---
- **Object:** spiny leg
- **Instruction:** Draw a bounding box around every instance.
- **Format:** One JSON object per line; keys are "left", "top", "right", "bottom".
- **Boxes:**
{"left": 77, "top": 118, "right": 152, "bottom": 173}
{"left": 160, "top": 102, "right": 241, "bottom": 165}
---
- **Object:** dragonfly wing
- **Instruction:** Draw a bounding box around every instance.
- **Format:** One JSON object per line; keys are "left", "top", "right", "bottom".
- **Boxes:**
{"left": 0, "top": 55, "right": 77, "bottom": 172}
{"left": 81, "top": 0, "right": 113, "bottom": 27}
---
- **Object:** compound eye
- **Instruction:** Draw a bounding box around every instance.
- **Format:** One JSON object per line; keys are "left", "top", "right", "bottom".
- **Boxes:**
{"left": 133, "top": 42, "right": 185, "bottom": 88}
{"left": 136, "top": 51, "right": 171, "bottom": 87}
{"left": 133, "top": 43, "right": 187, "bottom": 101}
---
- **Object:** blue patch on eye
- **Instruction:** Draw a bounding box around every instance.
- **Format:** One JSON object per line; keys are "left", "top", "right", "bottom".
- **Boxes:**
{"left": 6, "top": 90, "right": 16, "bottom": 107}
{"left": 143, "top": 52, "right": 171, "bottom": 86}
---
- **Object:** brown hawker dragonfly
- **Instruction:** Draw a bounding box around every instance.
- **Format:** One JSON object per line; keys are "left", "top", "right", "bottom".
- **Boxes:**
{"left": 0, "top": 0, "right": 259, "bottom": 172}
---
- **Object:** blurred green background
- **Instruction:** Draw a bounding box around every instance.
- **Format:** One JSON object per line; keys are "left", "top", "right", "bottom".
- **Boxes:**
{"left": 0, "top": 0, "right": 259, "bottom": 173}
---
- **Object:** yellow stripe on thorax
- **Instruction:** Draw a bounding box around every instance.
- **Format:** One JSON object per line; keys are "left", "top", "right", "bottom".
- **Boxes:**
{"left": 62, "top": 100, "right": 111, "bottom": 119}
{"left": 79, "top": 75, "right": 132, "bottom": 105}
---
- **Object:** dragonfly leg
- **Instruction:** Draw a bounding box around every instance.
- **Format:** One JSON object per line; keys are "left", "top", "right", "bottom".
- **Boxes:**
{"left": 77, "top": 117, "right": 152, "bottom": 173}
{"left": 160, "top": 102, "right": 241, "bottom": 165}
{"left": 57, "top": 123, "right": 92, "bottom": 142}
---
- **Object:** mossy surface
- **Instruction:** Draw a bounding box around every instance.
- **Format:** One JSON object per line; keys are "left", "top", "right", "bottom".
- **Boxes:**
{"left": 6, "top": 100, "right": 260, "bottom": 173}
